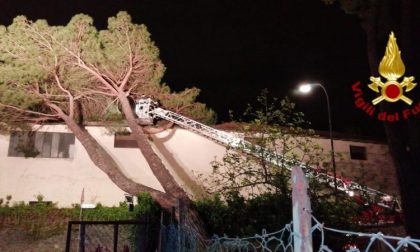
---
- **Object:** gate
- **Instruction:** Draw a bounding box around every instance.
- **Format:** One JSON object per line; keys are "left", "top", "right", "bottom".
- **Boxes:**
{"left": 65, "top": 220, "right": 157, "bottom": 252}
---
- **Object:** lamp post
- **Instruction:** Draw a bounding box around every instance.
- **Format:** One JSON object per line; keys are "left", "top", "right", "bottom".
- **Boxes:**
{"left": 298, "top": 83, "right": 338, "bottom": 195}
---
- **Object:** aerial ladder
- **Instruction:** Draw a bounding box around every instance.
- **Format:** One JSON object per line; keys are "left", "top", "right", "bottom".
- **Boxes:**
{"left": 135, "top": 98, "right": 401, "bottom": 222}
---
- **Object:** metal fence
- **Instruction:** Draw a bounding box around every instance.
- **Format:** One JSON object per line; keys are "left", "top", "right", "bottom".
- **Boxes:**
{"left": 64, "top": 215, "right": 204, "bottom": 252}
{"left": 207, "top": 216, "right": 420, "bottom": 252}
{"left": 65, "top": 166, "right": 420, "bottom": 251}
{"left": 65, "top": 220, "right": 155, "bottom": 252}
{"left": 70, "top": 218, "right": 417, "bottom": 251}
{"left": 205, "top": 166, "right": 420, "bottom": 252}
{"left": 160, "top": 222, "right": 207, "bottom": 252}
{"left": 208, "top": 224, "right": 294, "bottom": 251}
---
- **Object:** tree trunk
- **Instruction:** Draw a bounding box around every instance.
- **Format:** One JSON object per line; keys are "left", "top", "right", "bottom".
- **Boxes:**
{"left": 59, "top": 113, "right": 177, "bottom": 211}
{"left": 117, "top": 93, "right": 207, "bottom": 236}
{"left": 361, "top": 1, "right": 420, "bottom": 237}
{"left": 118, "top": 93, "right": 188, "bottom": 200}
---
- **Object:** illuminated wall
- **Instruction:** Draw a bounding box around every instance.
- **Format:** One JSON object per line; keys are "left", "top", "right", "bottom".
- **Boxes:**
{"left": 0, "top": 125, "right": 397, "bottom": 207}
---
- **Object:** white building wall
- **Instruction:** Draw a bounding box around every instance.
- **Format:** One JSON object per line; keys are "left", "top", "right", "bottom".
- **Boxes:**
{"left": 0, "top": 125, "right": 226, "bottom": 207}
{"left": 0, "top": 125, "right": 398, "bottom": 207}
{"left": 0, "top": 126, "right": 126, "bottom": 207}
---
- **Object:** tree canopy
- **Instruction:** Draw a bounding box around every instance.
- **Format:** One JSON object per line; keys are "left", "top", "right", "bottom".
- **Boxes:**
{"left": 0, "top": 12, "right": 215, "bottom": 128}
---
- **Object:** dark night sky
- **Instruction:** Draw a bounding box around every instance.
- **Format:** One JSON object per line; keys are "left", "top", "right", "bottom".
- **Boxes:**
{"left": 1, "top": 0, "right": 419, "bottom": 139}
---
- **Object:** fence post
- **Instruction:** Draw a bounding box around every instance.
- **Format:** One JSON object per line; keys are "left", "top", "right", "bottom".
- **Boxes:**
{"left": 65, "top": 222, "right": 72, "bottom": 252}
{"left": 292, "top": 166, "right": 313, "bottom": 252}
{"left": 178, "top": 199, "right": 185, "bottom": 252}
{"left": 113, "top": 223, "right": 119, "bottom": 252}
{"left": 78, "top": 223, "right": 86, "bottom": 252}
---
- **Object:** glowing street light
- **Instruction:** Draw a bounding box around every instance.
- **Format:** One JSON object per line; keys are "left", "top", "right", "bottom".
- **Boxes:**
{"left": 298, "top": 84, "right": 313, "bottom": 94}
{"left": 297, "top": 82, "right": 338, "bottom": 195}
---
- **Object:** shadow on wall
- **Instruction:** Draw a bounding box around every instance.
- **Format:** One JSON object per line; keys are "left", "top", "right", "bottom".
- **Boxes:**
{"left": 151, "top": 129, "right": 208, "bottom": 199}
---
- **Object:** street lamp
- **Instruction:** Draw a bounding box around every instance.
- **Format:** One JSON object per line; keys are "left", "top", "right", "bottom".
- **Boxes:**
{"left": 298, "top": 83, "right": 338, "bottom": 195}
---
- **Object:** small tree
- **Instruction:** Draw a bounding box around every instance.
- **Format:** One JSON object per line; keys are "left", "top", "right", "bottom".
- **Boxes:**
{"left": 204, "top": 90, "right": 324, "bottom": 197}
{"left": 198, "top": 90, "right": 360, "bottom": 245}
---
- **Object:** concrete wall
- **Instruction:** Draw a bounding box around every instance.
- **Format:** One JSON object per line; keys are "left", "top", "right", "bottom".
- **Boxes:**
{"left": 315, "top": 138, "right": 399, "bottom": 196}
{"left": 0, "top": 125, "right": 226, "bottom": 207}
{"left": 0, "top": 125, "right": 398, "bottom": 207}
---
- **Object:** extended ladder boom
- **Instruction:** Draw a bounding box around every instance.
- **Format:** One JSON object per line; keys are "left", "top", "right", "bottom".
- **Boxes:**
{"left": 152, "top": 108, "right": 243, "bottom": 147}
{"left": 136, "top": 98, "right": 399, "bottom": 211}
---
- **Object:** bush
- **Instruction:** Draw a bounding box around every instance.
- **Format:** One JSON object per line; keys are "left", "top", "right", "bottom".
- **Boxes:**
{"left": 0, "top": 193, "right": 161, "bottom": 240}
{"left": 196, "top": 193, "right": 293, "bottom": 237}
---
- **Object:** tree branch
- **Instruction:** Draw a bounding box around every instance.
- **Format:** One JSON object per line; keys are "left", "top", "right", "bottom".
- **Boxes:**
{"left": 119, "top": 36, "right": 134, "bottom": 91}
{"left": 44, "top": 99, "right": 67, "bottom": 117}
{"left": 0, "top": 103, "right": 59, "bottom": 118}
{"left": 77, "top": 61, "right": 120, "bottom": 96}
{"left": 53, "top": 72, "right": 74, "bottom": 118}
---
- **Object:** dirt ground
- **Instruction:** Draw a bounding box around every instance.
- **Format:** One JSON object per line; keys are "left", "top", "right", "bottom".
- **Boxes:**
{"left": 0, "top": 228, "right": 66, "bottom": 252}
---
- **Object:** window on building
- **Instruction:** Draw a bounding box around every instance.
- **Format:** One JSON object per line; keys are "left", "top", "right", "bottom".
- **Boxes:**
{"left": 8, "top": 131, "right": 75, "bottom": 158}
{"left": 114, "top": 132, "right": 137, "bottom": 148}
{"left": 349, "top": 145, "right": 367, "bottom": 160}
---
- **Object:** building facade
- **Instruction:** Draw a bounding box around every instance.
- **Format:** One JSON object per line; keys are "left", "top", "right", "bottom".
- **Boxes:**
{"left": 0, "top": 125, "right": 399, "bottom": 207}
